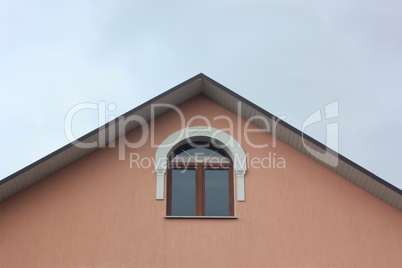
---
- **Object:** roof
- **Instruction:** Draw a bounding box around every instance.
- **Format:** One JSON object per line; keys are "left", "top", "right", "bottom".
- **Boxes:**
{"left": 1, "top": 73, "right": 401, "bottom": 210}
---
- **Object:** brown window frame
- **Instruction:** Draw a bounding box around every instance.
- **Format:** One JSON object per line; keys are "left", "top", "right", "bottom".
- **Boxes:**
{"left": 166, "top": 143, "right": 234, "bottom": 216}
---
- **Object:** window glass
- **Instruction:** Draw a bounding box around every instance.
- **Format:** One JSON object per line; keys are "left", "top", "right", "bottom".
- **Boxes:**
{"left": 167, "top": 142, "right": 233, "bottom": 217}
{"left": 205, "top": 169, "right": 230, "bottom": 216}
{"left": 172, "top": 146, "right": 229, "bottom": 163}
{"left": 171, "top": 169, "right": 196, "bottom": 216}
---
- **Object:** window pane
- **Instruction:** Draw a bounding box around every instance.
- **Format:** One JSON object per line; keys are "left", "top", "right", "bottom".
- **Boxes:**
{"left": 205, "top": 169, "right": 230, "bottom": 216}
{"left": 171, "top": 143, "right": 230, "bottom": 164}
{"left": 171, "top": 169, "right": 196, "bottom": 216}
{"left": 172, "top": 148, "right": 229, "bottom": 163}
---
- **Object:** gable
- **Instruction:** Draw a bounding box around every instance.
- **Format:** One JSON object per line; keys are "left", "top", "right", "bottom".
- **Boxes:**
{"left": 0, "top": 73, "right": 401, "bottom": 212}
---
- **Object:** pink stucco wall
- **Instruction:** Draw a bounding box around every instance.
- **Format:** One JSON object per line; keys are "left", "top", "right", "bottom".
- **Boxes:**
{"left": 0, "top": 95, "right": 401, "bottom": 267}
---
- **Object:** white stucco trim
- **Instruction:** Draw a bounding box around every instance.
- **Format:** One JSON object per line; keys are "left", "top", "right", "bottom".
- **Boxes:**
{"left": 155, "top": 126, "right": 247, "bottom": 201}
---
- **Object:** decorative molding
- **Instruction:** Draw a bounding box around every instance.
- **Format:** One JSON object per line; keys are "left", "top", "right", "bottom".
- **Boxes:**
{"left": 187, "top": 128, "right": 211, "bottom": 134}
{"left": 156, "top": 173, "right": 165, "bottom": 200}
{"left": 235, "top": 170, "right": 246, "bottom": 201}
{"left": 154, "top": 126, "right": 247, "bottom": 201}
{"left": 155, "top": 169, "right": 165, "bottom": 175}
{"left": 235, "top": 170, "right": 246, "bottom": 177}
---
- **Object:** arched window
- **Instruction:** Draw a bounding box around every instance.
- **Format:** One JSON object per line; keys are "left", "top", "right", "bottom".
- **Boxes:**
{"left": 154, "top": 126, "right": 247, "bottom": 204}
{"left": 166, "top": 142, "right": 234, "bottom": 216}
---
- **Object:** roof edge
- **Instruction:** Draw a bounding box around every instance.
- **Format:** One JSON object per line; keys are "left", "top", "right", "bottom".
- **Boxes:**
{"left": 0, "top": 73, "right": 205, "bottom": 186}
{"left": 200, "top": 74, "right": 402, "bottom": 195}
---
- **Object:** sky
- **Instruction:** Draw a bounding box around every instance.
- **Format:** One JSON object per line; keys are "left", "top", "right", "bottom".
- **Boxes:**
{"left": 0, "top": 0, "right": 401, "bottom": 189}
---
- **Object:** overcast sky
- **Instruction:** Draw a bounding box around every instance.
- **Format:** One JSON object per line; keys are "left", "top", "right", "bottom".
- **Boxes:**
{"left": 1, "top": 0, "right": 401, "bottom": 189}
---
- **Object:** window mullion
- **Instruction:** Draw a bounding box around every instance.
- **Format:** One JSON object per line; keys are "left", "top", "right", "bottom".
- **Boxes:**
{"left": 166, "top": 168, "right": 172, "bottom": 216}
{"left": 202, "top": 165, "right": 205, "bottom": 216}
{"left": 196, "top": 164, "right": 203, "bottom": 216}
{"left": 229, "top": 165, "right": 234, "bottom": 216}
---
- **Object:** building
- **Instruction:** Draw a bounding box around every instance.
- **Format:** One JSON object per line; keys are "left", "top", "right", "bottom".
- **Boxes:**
{"left": 1, "top": 74, "right": 401, "bottom": 267}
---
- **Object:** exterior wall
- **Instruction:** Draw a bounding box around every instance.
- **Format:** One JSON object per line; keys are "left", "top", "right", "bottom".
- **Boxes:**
{"left": 0, "top": 95, "right": 401, "bottom": 267}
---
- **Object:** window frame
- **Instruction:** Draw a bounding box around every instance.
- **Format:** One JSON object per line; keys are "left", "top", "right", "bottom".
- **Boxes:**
{"left": 166, "top": 143, "right": 234, "bottom": 217}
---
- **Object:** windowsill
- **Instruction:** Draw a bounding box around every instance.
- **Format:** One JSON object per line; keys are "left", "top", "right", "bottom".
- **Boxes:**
{"left": 165, "top": 216, "right": 238, "bottom": 219}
